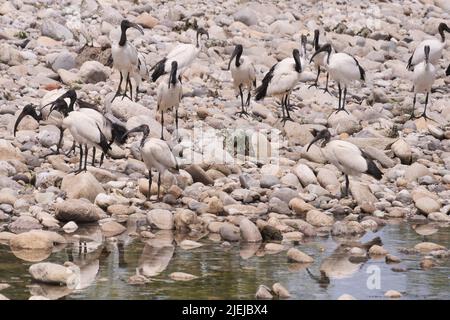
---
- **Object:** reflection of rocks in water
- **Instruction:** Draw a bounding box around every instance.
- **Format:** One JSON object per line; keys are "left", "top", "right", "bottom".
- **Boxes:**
{"left": 28, "top": 283, "right": 73, "bottom": 300}
{"left": 240, "top": 242, "right": 261, "bottom": 259}
{"left": 11, "top": 248, "right": 52, "bottom": 262}
{"left": 318, "top": 237, "right": 382, "bottom": 280}
{"left": 138, "top": 231, "right": 175, "bottom": 277}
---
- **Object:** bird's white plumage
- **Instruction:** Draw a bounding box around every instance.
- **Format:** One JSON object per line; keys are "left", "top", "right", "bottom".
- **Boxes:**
{"left": 157, "top": 77, "right": 183, "bottom": 113}
{"left": 327, "top": 53, "right": 362, "bottom": 85}
{"left": 413, "top": 60, "right": 436, "bottom": 93}
{"left": 230, "top": 55, "right": 256, "bottom": 92}
{"left": 141, "top": 138, "right": 178, "bottom": 174}
{"left": 62, "top": 111, "right": 104, "bottom": 149}
{"left": 320, "top": 140, "right": 368, "bottom": 176}
{"left": 267, "top": 58, "right": 302, "bottom": 97}
{"left": 163, "top": 44, "right": 200, "bottom": 76}
{"left": 112, "top": 42, "right": 139, "bottom": 73}
{"left": 409, "top": 38, "right": 445, "bottom": 67}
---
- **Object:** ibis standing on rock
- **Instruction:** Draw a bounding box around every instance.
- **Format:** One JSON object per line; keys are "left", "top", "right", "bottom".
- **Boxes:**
{"left": 156, "top": 61, "right": 183, "bottom": 140}
{"left": 255, "top": 49, "right": 303, "bottom": 124}
{"left": 228, "top": 44, "right": 256, "bottom": 117}
{"left": 407, "top": 22, "right": 450, "bottom": 70}
{"left": 151, "top": 28, "right": 209, "bottom": 82}
{"left": 309, "top": 29, "right": 330, "bottom": 93}
{"left": 307, "top": 128, "right": 382, "bottom": 198}
{"left": 410, "top": 45, "right": 436, "bottom": 119}
{"left": 111, "top": 20, "right": 147, "bottom": 102}
{"left": 121, "top": 124, "right": 179, "bottom": 200}
{"left": 310, "top": 43, "right": 365, "bottom": 114}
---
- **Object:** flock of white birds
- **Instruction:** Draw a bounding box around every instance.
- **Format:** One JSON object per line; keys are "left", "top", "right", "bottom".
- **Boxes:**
{"left": 12, "top": 19, "right": 450, "bottom": 200}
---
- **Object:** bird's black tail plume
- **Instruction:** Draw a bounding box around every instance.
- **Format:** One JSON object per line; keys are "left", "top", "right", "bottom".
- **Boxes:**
{"left": 97, "top": 124, "right": 112, "bottom": 154}
{"left": 406, "top": 54, "right": 414, "bottom": 71}
{"left": 352, "top": 56, "right": 366, "bottom": 81}
{"left": 111, "top": 122, "right": 128, "bottom": 145}
{"left": 255, "top": 64, "right": 276, "bottom": 101}
{"left": 362, "top": 152, "right": 382, "bottom": 180}
{"left": 151, "top": 58, "right": 167, "bottom": 82}
{"left": 446, "top": 64, "right": 450, "bottom": 76}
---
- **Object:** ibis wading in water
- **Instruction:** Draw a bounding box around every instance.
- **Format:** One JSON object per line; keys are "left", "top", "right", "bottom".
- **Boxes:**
{"left": 410, "top": 45, "right": 436, "bottom": 119}
{"left": 228, "top": 44, "right": 257, "bottom": 117}
{"left": 309, "top": 29, "right": 330, "bottom": 93}
{"left": 156, "top": 61, "right": 183, "bottom": 140}
{"left": 407, "top": 22, "right": 450, "bottom": 70}
{"left": 307, "top": 129, "right": 382, "bottom": 198}
{"left": 310, "top": 43, "right": 365, "bottom": 114}
{"left": 255, "top": 49, "right": 303, "bottom": 124}
{"left": 121, "top": 124, "right": 179, "bottom": 200}
{"left": 111, "top": 20, "right": 147, "bottom": 102}
{"left": 151, "top": 28, "right": 209, "bottom": 82}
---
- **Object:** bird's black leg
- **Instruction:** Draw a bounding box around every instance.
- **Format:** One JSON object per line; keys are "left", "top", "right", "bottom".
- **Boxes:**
{"left": 91, "top": 147, "right": 96, "bottom": 167}
{"left": 122, "top": 72, "right": 131, "bottom": 101}
{"left": 343, "top": 174, "right": 350, "bottom": 198}
{"left": 340, "top": 87, "right": 349, "bottom": 114}
{"left": 335, "top": 83, "right": 342, "bottom": 114}
{"left": 135, "top": 85, "right": 140, "bottom": 102}
{"left": 236, "top": 84, "right": 249, "bottom": 117}
{"left": 308, "top": 67, "right": 320, "bottom": 89}
{"left": 65, "top": 141, "right": 76, "bottom": 157}
{"left": 74, "top": 143, "right": 83, "bottom": 174}
{"left": 128, "top": 77, "right": 133, "bottom": 101}
{"left": 148, "top": 171, "right": 153, "bottom": 200}
{"left": 281, "top": 95, "right": 292, "bottom": 125}
{"left": 418, "top": 92, "right": 430, "bottom": 120}
{"left": 323, "top": 72, "right": 331, "bottom": 95}
{"left": 99, "top": 153, "right": 105, "bottom": 167}
{"left": 160, "top": 110, "right": 164, "bottom": 140}
{"left": 175, "top": 108, "right": 179, "bottom": 132}
{"left": 285, "top": 94, "right": 293, "bottom": 119}
{"left": 246, "top": 90, "right": 251, "bottom": 107}
{"left": 83, "top": 144, "right": 88, "bottom": 172}
{"left": 410, "top": 93, "right": 417, "bottom": 119}
{"left": 56, "top": 128, "right": 64, "bottom": 154}
{"left": 157, "top": 172, "right": 161, "bottom": 200}
{"left": 112, "top": 71, "right": 123, "bottom": 103}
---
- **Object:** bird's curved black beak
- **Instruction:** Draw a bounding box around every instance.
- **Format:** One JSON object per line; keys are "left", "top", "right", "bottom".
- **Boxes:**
{"left": 14, "top": 104, "right": 41, "bottom": 137}
{"left": 121, "top": 124, "right": 150, "bottom": 147}
{"left": 310, "top": 43, "right": 331, "bottom": 63}
{"left": 228, "top": 45, "right": 239, "bottom": 70}
{"left": 131, "top": 22, "right": 144, "bottom": 35}
{"left": 306, "top": 135, "right": 322, "bottom": 152}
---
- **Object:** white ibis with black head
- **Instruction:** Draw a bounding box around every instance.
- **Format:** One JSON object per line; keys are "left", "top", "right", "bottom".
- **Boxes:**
{"left": 307, "top": 128, "right": 382, "bottom": 198}
{"left": 410, "top": 45, "right": 436, "bottom": 120}
{"left": 227, "top": 44, "right": 256, "bottom": 117}
{"left": 48, "top": 90, "right": 127, "bottom": 166}
{"left": 156, "top": 61, "right": 183, "bottom": 140}
{"left": 111, "top": 19, "right": 146, "bottom": 102}
{"left": 151, "top": 28, "right": 209, "bottom": 82}
{"left": 255, "top": 49, "right": 303, "bottom": 124}
{"left": 310, "top": 43, "right": 365, "bottom": 114}
{"left": 309, "top": 29, "right": 330, "bottom": 93}
{"left": 121, "top": 124, "right": 179, "bottom": 200}
{"left": 407, "top": 22, "right": 450, "bottom": 71}
{"left": 50, "top": 107, "right": 111, "bottom": 174}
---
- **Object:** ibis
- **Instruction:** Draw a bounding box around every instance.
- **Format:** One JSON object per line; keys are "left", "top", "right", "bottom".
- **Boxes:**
{"left": 309, "top": 29, "right": 330, "bottom": 93}
{"left": 310, "top": 43, "right": 365, "bottom": 114}
{"left": 56, "top": 110, "right": 111, "bottom": 173}
{"left": 411, "top": 45, "right": 436, "bottom": 119}
{"left": 121, "top": 124, "right": 179, "bottom": 200}
{"left": 156, "top": 61, "right": 183, "bottom": 140}
{"left": 111, "top": 19, "right": 146, "bottom": 102}
{"left": 151, "top": 28, "right": 209, "bottom": 82}
{"left": 407, "top": 22, "right": 449, "bottom": 70}
{"left": 255, "top": 49, "right": 303, "bottom": 123}
{"left": 227, "top": 44, "right": 257, "bottom": 117}
{"left": 307, "top": 128, "right": 382, "bottom": 197}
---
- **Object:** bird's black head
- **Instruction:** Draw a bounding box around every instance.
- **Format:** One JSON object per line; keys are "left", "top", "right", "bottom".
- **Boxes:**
{"left": 438, "top": 22, "right": 450, "bottom": 41}
{"left": 424, "top": 45, "right": 430, "bottom": 63}
{"left": 48, "top": 99, "right": 70, "bottom": 117}
{"left": 13, "top": 104, "right": 41, "bottom": 137}
{"left": 228, "top": 44, "right": 243, "bottom": 70}
{"left": 300, "top": 34, "right": 307, "bottom": 56}
{"left": 169, "top": 61, "right": 178, "bottom": 87}
{"left": 313, "top": 29, "right": 320, "bottom": 49}
{"left": 122, "top": 124, "right": 150, "bottom": 148}
{"left": 306, "top": 128, "right": 331, "bottom": 152}
{"left": 121, "top": 19, "right": 144, "bottom": 35}
{"left": 310, "top": 43, "right": 332, "bottom": 64}
{"left": 196, "top": 27, "right": 209, "bottom": 47}
{"left": 60, "top": 89, "right": 77, "bottom": 108}
{"left": 292, "top": 49, "right": 302, "bottom": 73}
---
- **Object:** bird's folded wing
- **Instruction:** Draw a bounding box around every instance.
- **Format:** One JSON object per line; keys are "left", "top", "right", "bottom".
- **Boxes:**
{"left": 329, "top": 142, "right": 367, "bottom": 172}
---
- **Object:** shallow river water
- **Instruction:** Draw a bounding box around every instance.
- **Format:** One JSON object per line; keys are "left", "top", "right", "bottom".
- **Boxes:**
{"left": 0, "top": 222, "right": 449, "bottom": 300}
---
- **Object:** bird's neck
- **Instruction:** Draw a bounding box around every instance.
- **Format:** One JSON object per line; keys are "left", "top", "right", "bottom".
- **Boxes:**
{"left": 119, "top": 27, "right": 127, "bottom": 46}
{"left": 235, "top": 52, "right": 242, "bottom": 68}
